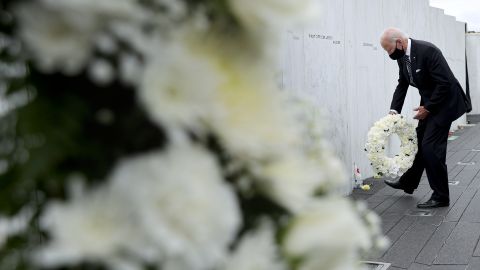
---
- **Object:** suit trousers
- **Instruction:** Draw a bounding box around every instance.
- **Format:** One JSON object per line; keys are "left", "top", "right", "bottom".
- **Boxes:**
{"left": 399, "top": 118, "right": 452, "bottom": 202}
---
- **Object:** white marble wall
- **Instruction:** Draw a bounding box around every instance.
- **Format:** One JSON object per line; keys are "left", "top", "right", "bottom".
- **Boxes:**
{"left": 467, "top": 33, "right": 480, "bottom": 115}
{"left": 280, "top": 0, "right": 468, "bottom": 192}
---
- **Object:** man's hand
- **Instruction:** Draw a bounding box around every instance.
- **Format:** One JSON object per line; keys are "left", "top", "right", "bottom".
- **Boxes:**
{"left": 413, "top": 106, "right": 430, "bottom": 120}
{"left": 388, "top": 109, "right": 398, "bottom": 115}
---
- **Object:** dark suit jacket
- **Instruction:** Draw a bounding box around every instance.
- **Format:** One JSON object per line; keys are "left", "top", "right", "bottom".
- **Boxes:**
{"left": 390, "top": 39, "right": 471, "bottom": 126}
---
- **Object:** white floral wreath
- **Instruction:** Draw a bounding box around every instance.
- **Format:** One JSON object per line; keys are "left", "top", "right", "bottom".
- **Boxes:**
{"left": 365, "top": 114, "right": 418, "bottom": 178}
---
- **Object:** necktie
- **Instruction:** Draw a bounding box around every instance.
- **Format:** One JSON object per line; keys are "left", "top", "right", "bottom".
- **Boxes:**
{"left": 404, "top": 55, "right": 415, "bottom": 86}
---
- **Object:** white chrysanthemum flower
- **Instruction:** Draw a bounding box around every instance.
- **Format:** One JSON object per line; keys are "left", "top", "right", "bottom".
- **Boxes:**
{"left": 16, "top": 3, "right": 99, "bottom": 74}
{"left": 34, "top": 187, "right": 140, "bottom": 267}
{"left": 284, "top": 197, "right": 372, "bottom": 270}
{"left": 139, "top": 42, "right": 224, "bottom": 133}
{"left": 228, "top": 0, "right": 320, "bottom": 61}
{"left": 214, "top": 69, "right": 300, "bottom": 160}
{"left": 0, "top": 207, "right": 33, "bottom": 249}
{"left": 288, "top": 96, "right": 349, "bottom": 191}
{"left": 119, "top": 53, "right": 142, "bottom": 85}
{"left": 109, "top": 144, "right": 241, "bottom": 269}
{"left": 41, "top": 0, "right": 145, "bottom": 20}
{"left": 139, "top": 32, "right": 300, "bottom": 158}
{"left": 95, "top": 33, "right": 118, "bottom": 55}
{"left": 88, "top": 59, "right": 115, "bottom": 85}
{"left": 151, "top": 0, "right": 188, "bottom": 20}
{"left": 228, "top": 0, "right": 320, "bottom": 34}
{"left": 254, "top": 152, "right": 324, "bottom": 213}
{"left": 220, "top": 221, "right": 286, "bottom": 270}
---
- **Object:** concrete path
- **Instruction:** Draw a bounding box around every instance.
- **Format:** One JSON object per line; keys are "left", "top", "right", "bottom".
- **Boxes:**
{"left": 352, "top": 116, "right": 480, "bottom": 270}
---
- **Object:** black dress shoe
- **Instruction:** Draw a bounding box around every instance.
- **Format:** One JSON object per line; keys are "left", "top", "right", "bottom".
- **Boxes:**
{"left": 417, "top": 199, "right": 449, "bottom": 209}
{"left": 384, "top": 179, "right": 413, "bottom": 194}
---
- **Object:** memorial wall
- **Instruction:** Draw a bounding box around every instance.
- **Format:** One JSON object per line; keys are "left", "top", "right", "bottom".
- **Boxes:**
{"left": 467, "top": 33, "right": 480, "bottom": 115}
{"left": 280, "top": 0, "right": 467, "bottom": 192}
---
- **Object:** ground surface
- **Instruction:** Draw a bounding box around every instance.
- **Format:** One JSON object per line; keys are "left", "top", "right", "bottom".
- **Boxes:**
{"left": 352, "top": 115, "right": 480, "bottom": 270}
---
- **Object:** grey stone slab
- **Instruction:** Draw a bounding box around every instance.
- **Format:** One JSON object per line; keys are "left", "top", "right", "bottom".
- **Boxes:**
{"left": 434, "top": 186, "right": 467, "bottom": 217}
{"left": 381, "top": 196, "right": 420, "bottom": 214}
{"left": 380, "top": 213, "right": 404, "bottom": 234}
{"left": 375, "top": 186, "right": 402, "bottom": 196}
{"left": 415, "top": 222, "right": 457, "bottom": 265}
{"left": 384, "top": 186, "right": 431, "bottom": 214}
{"left": 450, "top": 146, "right": 473, "bottom": 158}
{"left": 460, "top": 190, "right": 480, "bottom": 222}
{"left": 429, "top": 266, "right": 466, "bottom": 270}
{"left": 408, "top": 263, "right": 431, "bottom": 270}
{"left": 445, "top": 188, "right": 477, "bottom": 222}
{"left": 414, "top": 215, "right": 445, "bottom": 227}
{"left": 383, "top": 222, "right": 437, "bottom": 268}
{"left": 367, "top": 194, "right": 395, "bottom": 203}
{"left": 447, "top": 150, "right": 472, "bottom": 166}
{"left": 467, "top": 176, "right": 480, "bottom": 191}
{"left": 466, "top": 171, "right": 480, "bottom": 189}
{"left": 374, "top": 196, "right": 403, "bottom": 215}
{"left": 462, "top": 151, "right": 477, "bottom": 163}
{"left": 460, "top": 162, "right": 480, "bottom": 172}
{"left": 451, "top": 128, "right": 480, "bottom": 151}
{"left": 387, "top": 267, "right": 405, "bottom": 270}
{"left": 462, "top": 133, "right": 480, "bottom": 150}
{"left": 473, "top": 237, "right": 480, "bottom": 257}
{"left": 384, "top": 216, "right": 417, "bottom": 251}
{"left": 454, "top": 168, "right": 479, "bottom": 187}
{"left": 351, "top": 194, "right": 371, "bottom": 201}
{"left": 449, "top": 135, "right": 474, "bottom": 152}
{"left": 420, "top": 177, "right": 429, "bottom": 186}
{"left": 366, "top": 199, "right": 385, "bottom": 209}
{"left": 449, "top": 165, "right": 464, "bottom": 179}
{"left": 471, "top": 152, "right": 480, "bottom": 162}
{"left": 434, "top": 222, "right": 480, "bottom": 265}
{"left": 467, "top": 257, "right": 480, "bottom": 269}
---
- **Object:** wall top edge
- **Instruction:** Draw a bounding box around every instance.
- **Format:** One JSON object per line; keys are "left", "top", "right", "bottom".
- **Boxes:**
{"left": 429, "top": 7, "right": 445, "bottom": 13}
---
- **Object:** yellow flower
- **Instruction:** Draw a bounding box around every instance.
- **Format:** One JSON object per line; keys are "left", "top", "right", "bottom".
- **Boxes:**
{"left": 361, "top": 185, "right": 371, "bottom": 191}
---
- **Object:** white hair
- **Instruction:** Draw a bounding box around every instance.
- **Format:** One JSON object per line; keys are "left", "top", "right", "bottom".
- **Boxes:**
{"left": 381, "top": 28, "right": 409, "bottom": 44}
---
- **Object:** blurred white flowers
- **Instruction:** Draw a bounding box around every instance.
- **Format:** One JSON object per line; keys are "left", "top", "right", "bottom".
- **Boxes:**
{"left": 257, "top": 153, "right": 325, "bottom": 213}
{"left": 0, "top": 207, "right": 33, "bottom": 249}
{"left": 36, "top": 143, "right": 241, "bottom": 269}
{"left": 9, "top": 0, "right": 387, "bottom": 269}
{"left": 214, "top": 73, "right": 300, "bottom": 160}
{"left": 109, "top": 145, "right": 241, "bottom": 269}
{"left": 16, "top": 3, "right": 99, "bottom": 74}
{"left": 220, "top": 222, "right": 286, "bottom": 270}
{"left": 41, "top": 0, "right": 146, "bottom": 20}
{"left": 139, "top": 42, "right": 223, "bottom": 133}
{"left": 34, "top": 187, "right": 137, "bottom": 267}
{"left": 284, "top": 198, "right": 372, "bottom": 270}
{"left": 88, "top": 59, "right": 115, "bottom": 85}
{"left": 228, "top": 0, "right": 320, "bottom": 61}
{"left": 229, "top": 0, "right": 320, "bottom": 33}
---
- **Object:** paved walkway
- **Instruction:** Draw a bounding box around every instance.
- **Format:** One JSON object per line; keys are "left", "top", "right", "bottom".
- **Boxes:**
{"left": 352, "top": 116, "right": 480, "bottom": 270}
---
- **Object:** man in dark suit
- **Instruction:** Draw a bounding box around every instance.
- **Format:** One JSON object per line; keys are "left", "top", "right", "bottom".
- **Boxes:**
{"left": 380, "top": 27, "right": 472, "bottom": 208}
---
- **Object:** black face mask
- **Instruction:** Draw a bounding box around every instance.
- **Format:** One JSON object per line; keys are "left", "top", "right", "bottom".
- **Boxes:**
{"left": 389, "top": 42, "right": 406, "bottom": 60}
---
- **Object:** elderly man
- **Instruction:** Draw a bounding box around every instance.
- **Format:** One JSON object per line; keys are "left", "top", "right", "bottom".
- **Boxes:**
{"left": 380, "top": 28, "right": 471, "bottom": 208}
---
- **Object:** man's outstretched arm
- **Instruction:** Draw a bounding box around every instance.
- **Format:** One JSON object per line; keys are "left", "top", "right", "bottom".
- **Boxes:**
{"left": 390, "top": 61, "right": 409, "bottom": 114}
